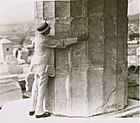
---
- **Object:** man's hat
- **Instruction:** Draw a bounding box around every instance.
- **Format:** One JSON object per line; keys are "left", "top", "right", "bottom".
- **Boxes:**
{"left": 36, "top": 21, "right": 50, "bottom": 34}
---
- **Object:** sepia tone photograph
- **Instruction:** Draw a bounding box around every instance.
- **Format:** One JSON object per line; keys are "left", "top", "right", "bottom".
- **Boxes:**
{"left": 0, "top": 0, "right": 139, "bottom": 123}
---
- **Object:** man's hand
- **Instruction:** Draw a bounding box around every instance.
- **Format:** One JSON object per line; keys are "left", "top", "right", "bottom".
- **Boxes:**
{"left": 77, "top": 33, "right": 89, "bottom": 41}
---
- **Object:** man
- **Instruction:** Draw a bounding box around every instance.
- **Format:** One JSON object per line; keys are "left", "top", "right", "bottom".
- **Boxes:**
{"left": 28, "top": 21, "right": 88, "bottom": 118}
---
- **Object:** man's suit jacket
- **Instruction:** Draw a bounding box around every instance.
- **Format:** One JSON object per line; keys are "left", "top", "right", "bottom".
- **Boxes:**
{"left": 30, "top": 34, "right": 77, "bottom": 77}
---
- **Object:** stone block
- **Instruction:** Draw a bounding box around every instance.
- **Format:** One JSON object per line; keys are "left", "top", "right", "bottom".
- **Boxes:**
{"left": 70, "top": 0, "right": 87, "bottom": 17}
{"left": 54, "top": 48, "right": 69, "bottom": 114}
{"left": 71, "top": 17, "right": 88, "bottom": 38}
{"left": 116, "top": 73, "right": 127, "bottom": 109}
{"left": 104, "top": 36, "right": 117, "bottom": 46}
{"left": 88, "top": 0, "right": 104, "bottom": 16}
{"left": 0, "top": 75, "right": 22, "bottom": 107}
{"left": 104, "top": 17, "right": 128, "bottom": 37}
{"left": 55, "top": 20, "right": 71, "bottom": 38}
{"left": 104, "top": 0, "right": 116, "bottom": 16}
{"left": 104, "top": 7, "right": 116, "bottom": 17}
{"left": 116, "top": 17, "right": 128, "bottom": 36}
{"left": 43, "top": 1, "right": 55, "bottom": 19}
{"left": 117, "top": 45, "right": 127, "bottom": 60}
{"left": 54, "top": 73, "right": 67, "bottom": 114}
{"left": 45, "top": 77, "right": 55, "bottom": 112}
{"left": 103, "top": 67, "right": 117, "bottom": 107}
{"left": 104, "top": 18, "right": 116, "bottom": 36}
{"left": 70, "top": 42, "right": 88, "bottom": 67}
{"left": 104, "top": 0, "right": 116, "bottom": 8}
{"left": 88, "top": 42, "right": 104, "bottom": 67}
{"left": 104, "top": 44, "right": 117, "bottom": 71}
{"left": 70, "top": 67, "right": 88, "bottom": 116}
{"left": 35, "top": 1, "right": 43, "bottom": 18}
{"left": 88, "top": 16, "right": 104, "bottom": 40}
{"left": 35, "top": 1, "right": 43, "bottom": 8}
{"left": 55, "top": 48, "right": 69, "bottom": 73}
{"left": 88, "top": 67, "right": 104, "bottom": 115}
{"left": 45, "top": 18, "right": 55, "bottom": 36}
{"left": 55, "top": 1, "right": 70, "bottom": 18}
{"left": 116, "top": 0, "right": 128, "bottom": 16}
{"left": 116, "top": 36, "right": 126, "bottom": 46}
{"left": 103, "top": 40, "right": 118, "bottom": 108}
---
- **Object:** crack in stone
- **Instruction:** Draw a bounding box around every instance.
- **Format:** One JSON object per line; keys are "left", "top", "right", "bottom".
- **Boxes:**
{"left": 103, "top": 88, "right": 116, "bottom": 107}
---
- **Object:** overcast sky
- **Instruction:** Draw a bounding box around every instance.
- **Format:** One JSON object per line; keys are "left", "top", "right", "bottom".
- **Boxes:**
{"left": 0, "top": 0, "right": 34, "bottom": 25}
{"left": 0, "top": 0, "right": 139, "bottom": 25}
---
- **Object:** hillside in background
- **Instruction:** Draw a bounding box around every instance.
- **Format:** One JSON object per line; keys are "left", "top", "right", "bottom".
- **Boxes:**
{"left": 128, "top": 13, "right": 139, "bottom": 25}
{"left": 128, "top": 13, "right": 139, "bottom": 40}
{"left": 0, "top": 23, "right": 35, "bottom": 46}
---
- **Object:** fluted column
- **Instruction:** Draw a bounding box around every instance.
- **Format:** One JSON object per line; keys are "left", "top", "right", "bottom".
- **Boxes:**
{"left": 34, "top": 0, "right": 128, "bottom": 116}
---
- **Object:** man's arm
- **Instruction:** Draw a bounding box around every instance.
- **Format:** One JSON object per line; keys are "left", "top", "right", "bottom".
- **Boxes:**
{"left": 45, "top": 37, "right": 77, "bottom": 48}
{"left": 46, "top": 33, "right": 88, "bottom": 48}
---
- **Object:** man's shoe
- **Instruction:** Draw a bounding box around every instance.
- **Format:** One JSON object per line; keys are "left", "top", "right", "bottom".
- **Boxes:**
{"left": 35, "top": 113, "right": 51, "bottom": 118}
{"left": 45, "top": 111, "right": 53, "bottom": 115}
{"left": 29, "top": 111, "right": 35, "bottom": 116}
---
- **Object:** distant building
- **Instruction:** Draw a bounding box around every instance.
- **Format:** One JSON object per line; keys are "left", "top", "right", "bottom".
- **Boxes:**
{"left": 0, "top": 38, "right": 13, "bottom": 63}
{"left": 0, "top": 36, "right": 8, "bottom": 40}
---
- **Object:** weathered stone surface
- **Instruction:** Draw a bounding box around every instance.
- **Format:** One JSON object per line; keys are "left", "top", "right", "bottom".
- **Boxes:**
{"left": 54, "top": 48, "right": 69, "bottom": 114}
{"left": 35, "top": 0, "right": 128, "bottom": 116}
{"left": 55, "top": 1, "right": 70, "bottom": 18}
{"left": 116, "top": 0, "right": 128, "bottom": 16}
{"left": 45, "top": 77, "right": 55, "bottom": 112}
{"left": 34, "top": 1, "right": 43, "bottom": 18}
{"left": 88, "top": 42, "right": 104, "bottom": 67}
{"left": 69, "top": 43, "right": 88, "bottom": 116}
{"left": 0, "top": 75, "right": 22, "bottom": 107}
{"left": 88, "top": 0, "right": 104, "bottom": 16}
{"left": 55, "top": 19, "right": 71, "bottom": 38}
{"left": 71, "top": 17, "right": 88, "bottom": 38}
{"left": 43, "top": 1, "right": 55, "bottom": 19}
{"left": 70, "top": 0, "right": 87, "bottom": 17}
{"left": 104, "top": 18, "right": 116, "bottom": 36}
{"left": 116, "top": 17, "right": 128, "bottom": 36}
{"left": 88, "top": 68, "right": 104, "bottom": 115}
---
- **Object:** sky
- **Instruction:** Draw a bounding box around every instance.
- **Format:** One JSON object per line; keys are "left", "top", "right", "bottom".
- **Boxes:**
{"left": 0, "top": 0, "right": 139, "bottom": 25}
{"left": 128, "top": 0, "right": 139, "bottom": 15}
{"left": 0, "top": 0, "right": 34, "bottom": 25}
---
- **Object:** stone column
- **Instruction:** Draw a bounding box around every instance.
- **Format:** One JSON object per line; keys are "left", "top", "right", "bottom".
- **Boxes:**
{"left": 34, "top": 0, "right": 128, "bottom": 117}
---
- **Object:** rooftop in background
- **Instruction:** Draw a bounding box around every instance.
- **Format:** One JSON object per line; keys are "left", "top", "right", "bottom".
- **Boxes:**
{"left": 0, "top": 38, "right": 12, "bottom": 44}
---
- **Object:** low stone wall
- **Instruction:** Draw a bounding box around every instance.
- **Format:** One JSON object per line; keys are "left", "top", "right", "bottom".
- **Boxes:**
{"left": 0, "top": 75, "right": 22, "bottom": 107}
{"left": 0, "top": 64, "right": 23, "bottom": 76}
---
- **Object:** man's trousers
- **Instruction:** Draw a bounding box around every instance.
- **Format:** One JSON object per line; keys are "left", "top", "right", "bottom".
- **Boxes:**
{"left": 30, "top": 73, "right": 48, "bottom": 115}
